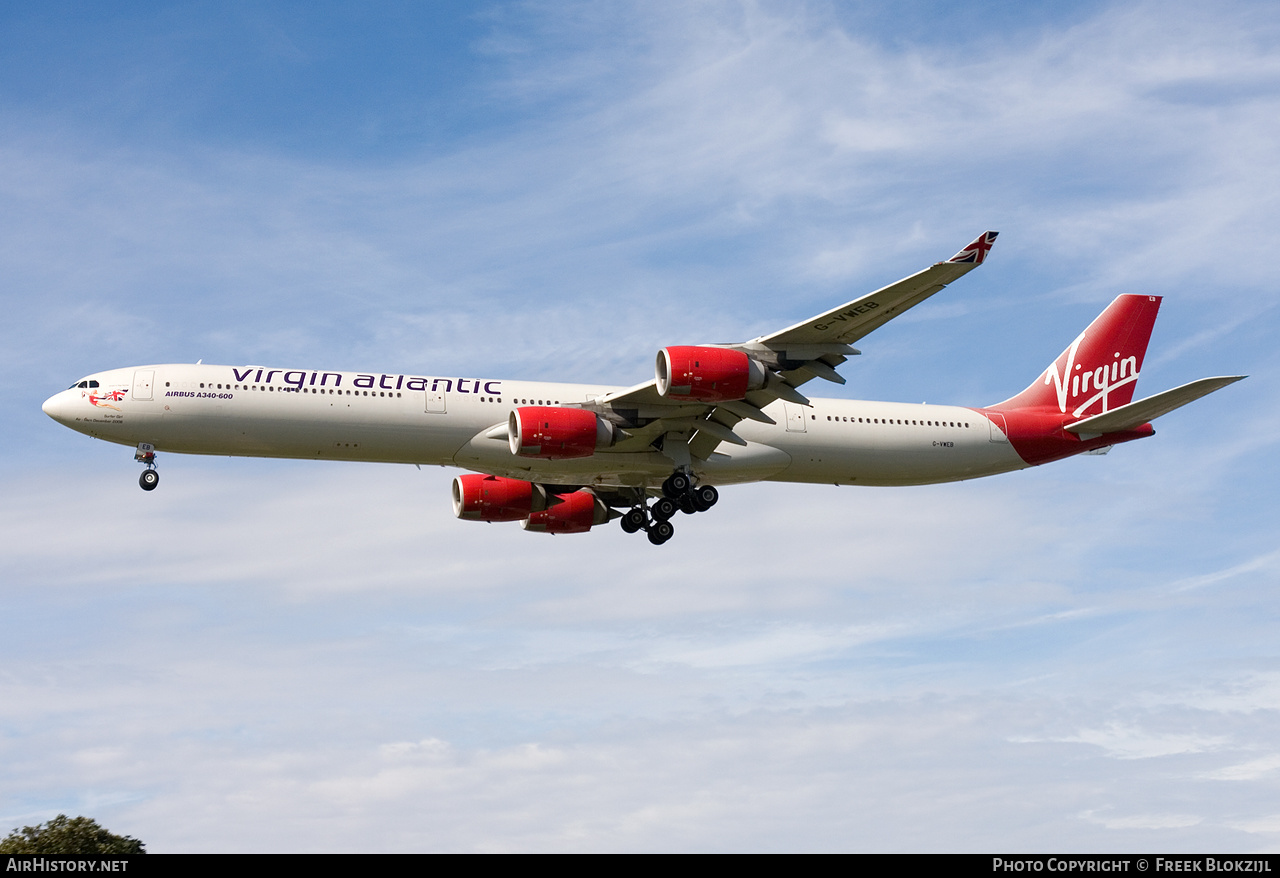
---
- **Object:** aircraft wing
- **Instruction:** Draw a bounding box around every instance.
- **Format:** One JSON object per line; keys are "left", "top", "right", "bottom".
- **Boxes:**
{"left": 603, "top": 231, "right": 999, "bottom": 407}
{"left": 1064, "top": 375, "right": 1246, "bottom": 435}
{"left": 598, "top": 231, "right": 999, "bottom": 462}
{"left": 751, "top": 231, "right": 999, "bottom": 349}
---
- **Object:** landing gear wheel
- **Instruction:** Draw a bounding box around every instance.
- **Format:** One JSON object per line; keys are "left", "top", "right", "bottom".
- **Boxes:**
{"left": 648, "top": 520, "right": 674, "bottom": 545}
{"left": 652, "top": 497, "right": 679, "bottom": 521}
{"left": 664, "top": 472, "right": 692, "bottom": 498}
{"left": 621, "top": 508, "right": 647, "bottom": 534}
{"left": 139, "top": 469, "right": 159, "bottom": 491}
{"left": 678, "top": 494, "right": 697, "bottom": 515}
{"left": 693, "top": 484, "right": 718, "bottom": 510}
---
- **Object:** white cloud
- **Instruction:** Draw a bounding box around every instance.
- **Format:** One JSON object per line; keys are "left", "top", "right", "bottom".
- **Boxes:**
{"left": 1226, "top": 815, "right": 1280, "bottom": 835}
{"left": 1057, "top": 723, "right": 1229, "bottom": 760}
{"left": 1201, "top": 755, "right": 1280, "bottom": 781}
{"left": 1081, "top": 810, "right": 1204, "bottom": 831}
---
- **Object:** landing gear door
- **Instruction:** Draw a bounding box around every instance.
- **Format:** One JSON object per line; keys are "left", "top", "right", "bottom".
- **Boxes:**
{"left": 425, "top": 390, "right": 446, "bottom": 413}
{"left": 783, "top": 403, "right": 807, "bottom": 433}
{"left": 132, "top": 370, "right": 154, "bottom": 401}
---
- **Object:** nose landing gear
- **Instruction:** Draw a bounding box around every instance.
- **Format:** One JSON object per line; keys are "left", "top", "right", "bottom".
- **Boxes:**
{"left": 135, "top": 443, "right": 159, "bottom": 491}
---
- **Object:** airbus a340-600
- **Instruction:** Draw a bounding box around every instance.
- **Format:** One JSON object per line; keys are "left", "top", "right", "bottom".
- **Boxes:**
{"left": 43, "top": 232, "right": 1243, "bottom": 545}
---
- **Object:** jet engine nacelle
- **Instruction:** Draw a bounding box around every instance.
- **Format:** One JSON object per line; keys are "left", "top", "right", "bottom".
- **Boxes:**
{"left": 521, "top": 489, "right": 611, "bottom": 534}
{"left": 509, "top": 406, "right": 616, "bottom": 460}
{"left": 452, "top": 474, "right": 550, "bottom": 522}
{"left": 655, "top": 346, "right": 767, "bottom": 402}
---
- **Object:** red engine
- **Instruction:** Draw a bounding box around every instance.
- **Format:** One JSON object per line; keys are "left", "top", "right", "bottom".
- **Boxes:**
{"left": 509, "top": 406, "right": 615, "bottom": 460}
{"left": 655, "top": 346, "right": 766, "bottom": 402}
{"left": 521, "top": 489, "right": 611, "bottom": 534}
{"left": 452, "top": 474, "right": 548, "bottom": 522}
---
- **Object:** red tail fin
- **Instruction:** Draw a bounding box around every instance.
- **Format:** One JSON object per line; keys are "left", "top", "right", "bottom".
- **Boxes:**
{"left": 992, "top": 295, "right": 1162, "bottom": 418}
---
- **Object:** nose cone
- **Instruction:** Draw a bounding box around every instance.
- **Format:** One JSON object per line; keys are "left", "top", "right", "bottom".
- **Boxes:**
{"left": 43, "top": 390, "right": 74, "bottom": 425}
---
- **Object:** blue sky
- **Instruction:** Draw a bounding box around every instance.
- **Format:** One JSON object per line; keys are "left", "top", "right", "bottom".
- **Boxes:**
{"left": 2, "top": 0, "right": 1278, "bottom": 852}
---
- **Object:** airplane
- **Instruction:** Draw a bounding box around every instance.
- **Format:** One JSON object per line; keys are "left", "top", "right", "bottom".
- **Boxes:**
{"left": 42, "top": 231, "right": 1244, "bottom": 545}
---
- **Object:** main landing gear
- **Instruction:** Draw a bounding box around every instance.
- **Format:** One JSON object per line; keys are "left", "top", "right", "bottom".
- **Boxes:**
{"left": 620, "top": 506, "right": 675, "bottom": 546}
{"left": 618, "top": 471, "right": 719, "bottom": 545}
{"left": 135, "top": 442, "right": 159, "bottom": 491}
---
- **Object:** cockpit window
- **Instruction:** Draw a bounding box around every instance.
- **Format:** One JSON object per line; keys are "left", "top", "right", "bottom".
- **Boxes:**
{"left": 71, "top": 380, "right": 87, "bottom": 389}
{"left": 89, "top": 380, "right": 99, "bottom": 388}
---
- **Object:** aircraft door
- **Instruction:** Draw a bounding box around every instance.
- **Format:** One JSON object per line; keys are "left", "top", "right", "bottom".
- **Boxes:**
{"left": 986, "top": 412, "right": 1009, "bottom": 443}
{"left": 132, "top": 370, "right": 154, "bottom": 400}
{"left": 783, "top": 403, "right": 807, "bottom": 433}
{"left": 425, "top": 390, "right": 446, "bottom": 413}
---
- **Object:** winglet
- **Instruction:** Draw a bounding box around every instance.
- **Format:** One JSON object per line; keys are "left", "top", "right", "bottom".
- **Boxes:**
{"left": 947, "top": 231, "right": 999, "bottom": 265}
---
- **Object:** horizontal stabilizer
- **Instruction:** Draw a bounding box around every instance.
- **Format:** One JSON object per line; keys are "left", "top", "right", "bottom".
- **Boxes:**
{"left": 1065, "top": 376, "right": 1245, "bottom": 435}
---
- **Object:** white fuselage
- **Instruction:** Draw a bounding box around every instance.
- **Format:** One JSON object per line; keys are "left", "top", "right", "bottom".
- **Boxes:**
{"left": 42, "top": 364, "right": 1030, "bottom": 489}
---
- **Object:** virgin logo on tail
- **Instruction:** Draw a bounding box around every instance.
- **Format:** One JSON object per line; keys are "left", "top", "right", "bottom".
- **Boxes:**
{"left": 990, "top": 295, "right": 1161, "bottom": 419}
{"left": 1042, "top": 332, "right": 1141, "bottom": 417}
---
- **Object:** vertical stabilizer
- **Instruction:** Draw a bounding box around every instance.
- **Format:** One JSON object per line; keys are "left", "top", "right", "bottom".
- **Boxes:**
{"left": 992, "top": 295, "right": 1161, "bottom": 418}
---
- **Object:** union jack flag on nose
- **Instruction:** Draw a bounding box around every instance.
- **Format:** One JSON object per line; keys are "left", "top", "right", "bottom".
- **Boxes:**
{"left": 947, "top": 230, "right": 999, "bottom": 264}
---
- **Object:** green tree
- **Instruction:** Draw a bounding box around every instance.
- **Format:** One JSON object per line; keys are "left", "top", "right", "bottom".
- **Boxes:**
{"left": 0, "top": 815, "right": 145, "bottom": 855}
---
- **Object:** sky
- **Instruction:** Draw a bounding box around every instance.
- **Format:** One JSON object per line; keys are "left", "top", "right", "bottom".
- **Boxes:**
{"left": 1, "top": 0, "right": 1278, "bottom": 853}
